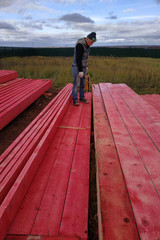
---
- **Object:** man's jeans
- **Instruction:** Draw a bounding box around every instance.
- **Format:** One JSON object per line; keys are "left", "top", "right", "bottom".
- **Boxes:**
{"left": 72, "top": 67, "right": 87, "bottom": 102}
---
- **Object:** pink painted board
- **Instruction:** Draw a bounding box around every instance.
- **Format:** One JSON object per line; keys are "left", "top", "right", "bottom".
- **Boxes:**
{"left": 0, "top": 86, "right": 72, "bottom": 240}
{"left": 108, "top": 87, "right": 160, "bottom": 194}
{"left": 0, "top": 70, "right": 18, "bottom": 84}
{"left": 110, "top": 84, "right": 160, "bottom": 150}
{"left": 30, "top": 103, "right": 83, "bottom": 236}
{"left": 92, "top": 84, "right": 140, "bottom": 240}
{"left": 6, "top": 235, "right": 79, "bottom": 240}
{"left": 100, "top": 83, "right": 160, "bottom": 240}
{"left": 0, "top": 84, "right": 72, "bottom": 164}
{"left": 0, "top": 80, "right": 52, "bottom": 130}
{"left": 7, "top": 95, "right": 73, "bottom": 235}
{"left": 141, "top": 95, "right": 160, "bottom": 113}
{"left": 0, "top": 86, "right": 70, "bottom": 204}
{"left": 59, "top": 93, "right": 92, "bottom": 240}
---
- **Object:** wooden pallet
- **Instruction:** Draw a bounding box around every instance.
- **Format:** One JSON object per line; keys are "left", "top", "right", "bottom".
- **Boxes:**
{"left": 93, "top": 83, "right": 160, "bottom": 240}
{"left": 0, "top": 74, "right": 52, "bottom": 130}
{"left": 0, "top": 70, "right": 18, "bottom": 84}
{"left": 1, "top": 88, "right": 91, "bottom": 240}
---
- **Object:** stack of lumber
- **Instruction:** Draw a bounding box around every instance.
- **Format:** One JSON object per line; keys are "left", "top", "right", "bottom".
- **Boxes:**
{"left": 93, "top": 83, "right": 160, "bottom": 240}
{"left": 0, "top": 84, "right": 91, "bottom": 240}
{"left": 0, "top": 70, "right": 52, "bottom": 130}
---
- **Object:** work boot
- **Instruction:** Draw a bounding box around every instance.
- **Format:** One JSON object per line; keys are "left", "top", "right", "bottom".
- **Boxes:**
{"left": 73, "top": 100, "right": 79, "bottom": 106}
{"left": 80, "top": 98, "right": 89, "bottom": 104}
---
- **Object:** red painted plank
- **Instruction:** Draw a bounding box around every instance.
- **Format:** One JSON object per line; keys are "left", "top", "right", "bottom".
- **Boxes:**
{"left": 59, "top": 93, "right": 91, "bottom": 240}
{"left": 6, "top": 235, "right": 79, "bottom": 240}
{"left": 0, "top": 84, "right": 71, "bottom": 164}
{"left": 0, "top": 85, "right": 71, "bottom": 205}
{"left": 0, "top": 78, "right": 34, "bottom": 103}
{"left": 7, "top": 98, "right": 75, "bottom": 235}
{"left": 141, "top": 94, "right": 160, "bottom": 113}
{"left": 92, "top": 84, "right": 139, "bottom": 240}
{"left": 0, "top": 70, "right": 18, "bottom": 84}
{"left": 7, "top": 93, "right": 91, "bottom": 240}
{"left": 0, "top": 79, "right": 52, "bottom": 130}
{"left": 30, "top": 104, "right": 83, "bottom": 236}
{"left": 0, "top": 86, "right": 72, "bottom": 240}
{"left": 99, "top": 83, "right": 160, "bottom": 240}
{"left": 0, "top": 79, "right": 50, "bottom": 111}
{"left": 110, "top": 84, "right": 160, "bottom": 150}
{"left": 108, "top": 86, "right": 160, "bottom": 195}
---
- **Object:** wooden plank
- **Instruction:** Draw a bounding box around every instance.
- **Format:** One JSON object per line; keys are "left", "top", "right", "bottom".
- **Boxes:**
{"left": 59, "top": 93, "right": 91, "bottom": 240}
{"left": 141, "top": 94, "right": 160, "bottom": 113}
{"left": 0, "top": 79, "right": 52, "bottom": 130}
{"left": 92, "top": 84, "right": 139, "bottom": 240}
{"left": 108, "top": 86, "right": 160, "bottom": 194}
{"left": 99, "top": 83, "right": 160, "bottom": 240}
{"left": 0, "top": 85, "right": 71, "bottom": 205}
{"left": 6, "top": 235, "right": 79, "bottom": 240}
{"left": 7, "top": 98, "right": 75, "bottom": 235}
{"left": 30, "top": 103, "right": 83, "bottom": 236}
{"left": 0, "top": 86, "right": 72, "bottom": 240}
{"left": 0, "top": 70, "right": 18, "bottom": 84}
{"left": 7, "top": 93, "right": 91, "bottom": 240}
{"left": 0, "top": 78, "right": 34, "bottom": 103}
{"left": 111, "top": 84, "right": 160, "bottom": 150}
{"left": 0, "top": 84, "right": 71, "bottom": 164}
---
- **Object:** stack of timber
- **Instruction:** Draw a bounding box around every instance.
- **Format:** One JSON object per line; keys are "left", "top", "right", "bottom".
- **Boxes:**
{"left": 0, "top": 84, "right": 91, "bottom": 240}
{"left": 93, "top": 83, "right": 160, "bottom": 240}
{"left": 0, "top": 70, "right": 52, "bottom": 130}
{"left": 0, "top": 70, "right": 18, "bottom": 84}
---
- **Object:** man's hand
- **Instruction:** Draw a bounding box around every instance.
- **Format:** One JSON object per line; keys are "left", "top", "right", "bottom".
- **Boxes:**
{"left": 79, "top": 72, "right": 84, "bottom": 78}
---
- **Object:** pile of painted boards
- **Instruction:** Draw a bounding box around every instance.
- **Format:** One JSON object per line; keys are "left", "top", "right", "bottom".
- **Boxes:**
{"left": 0, "top": 70, "right": 52, "bottom": 130}
{"left": 0, "top": 69, "right": 160, "bottom": 240}
{"left": 93, "top": 83, "right": 160, "bottom": 240}
{"left": 0, "top": 70, "right": 91, "bottom": 240}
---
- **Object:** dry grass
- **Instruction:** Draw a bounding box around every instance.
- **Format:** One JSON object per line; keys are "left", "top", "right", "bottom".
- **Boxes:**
{"left": 1, "top": 56, "right": 160, "bottom": 94}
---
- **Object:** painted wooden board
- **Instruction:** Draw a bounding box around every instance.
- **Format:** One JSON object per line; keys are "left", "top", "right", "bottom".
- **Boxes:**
{"left": 0, "top": 78, "right": 52, "bottom": 130}
{"left": 92, "top": 84, "right": 139, "bottom": 240}
{"left": 0, "top": 85, "right": 72, "bottom": 240}
{"left": 99, "top": 83, "right": 160, "bottom": 240}
{"left": 5, "top": 235, "right": 79, "bottom": 240}
{"left": 0, "top": 85, "right": 72, "bottom": 205}
{"left": 0, "top": 70, "right": 18, "bottom": 84}
{"left": 141, "top": 94, "right": 160, "bottom": 113}
{"left": 59, "top": 93, "right": 91, "bottom": 239}
{"left": 6, "top": 93, "right": 91, "bottom": 240}
{"left": 107, "top": 85, "right": 160, "bottom": 194}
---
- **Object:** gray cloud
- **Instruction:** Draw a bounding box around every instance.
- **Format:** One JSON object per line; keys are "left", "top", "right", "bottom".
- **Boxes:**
{"left": 0, "top": 21, "right": 16, "bottom": 30}
{"left": 0, "top": 0, "right": 16, "bottom": 7}
{"left": 155, "top": 0, "right": 160, "bottom": 3}
{"left": 106, "top": 12, "right": 117, "bottom": 20}
{"left": 59, "top": 13, "right": 94, "bottom": 23}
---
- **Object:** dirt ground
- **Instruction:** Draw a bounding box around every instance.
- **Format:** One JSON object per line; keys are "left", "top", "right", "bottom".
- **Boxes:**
{"left": 0, "top": 87, "right": 59, "bottom": 155}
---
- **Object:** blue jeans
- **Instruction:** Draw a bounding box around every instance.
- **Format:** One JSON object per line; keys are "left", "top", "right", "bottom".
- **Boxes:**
{"left": 72, "top": 67, "right": 87, "bottom": 102}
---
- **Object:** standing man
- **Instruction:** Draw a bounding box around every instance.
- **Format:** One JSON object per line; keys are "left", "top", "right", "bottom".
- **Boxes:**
{"left": 72, "top": 32, "right": 96, "bottom": 106}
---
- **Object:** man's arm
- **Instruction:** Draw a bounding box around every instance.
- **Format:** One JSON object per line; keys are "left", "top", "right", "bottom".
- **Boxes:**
{"left": 76, "top": 43, "right": 84, "bottom": 72}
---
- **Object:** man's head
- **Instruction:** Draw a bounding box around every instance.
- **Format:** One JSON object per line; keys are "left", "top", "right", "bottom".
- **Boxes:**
{"left": 86, "top": 32, "right": 96, "bottom": 46}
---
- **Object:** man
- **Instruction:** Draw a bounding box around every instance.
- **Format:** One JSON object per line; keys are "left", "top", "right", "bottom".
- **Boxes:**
{"left": 72, "top": 32, "right": 96, "bottom": 106}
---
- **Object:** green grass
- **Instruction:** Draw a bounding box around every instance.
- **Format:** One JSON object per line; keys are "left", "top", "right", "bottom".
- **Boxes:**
{"left": 1, "top": 56, "right": 160, "bottom": 94}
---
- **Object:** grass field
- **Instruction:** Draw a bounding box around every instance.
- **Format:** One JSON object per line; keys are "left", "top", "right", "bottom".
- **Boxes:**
{"left": 1, "top": 56, "right": 160, "bottom": 94}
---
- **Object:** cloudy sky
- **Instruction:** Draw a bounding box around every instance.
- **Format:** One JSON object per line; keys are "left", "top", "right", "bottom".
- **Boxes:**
{"left": 0, "top": 0, "right": 160, "bottom": 47}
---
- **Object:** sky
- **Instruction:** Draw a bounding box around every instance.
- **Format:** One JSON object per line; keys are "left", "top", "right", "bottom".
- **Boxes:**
{"left": 0, "top": 0, "right": 160, "bottom": 47}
